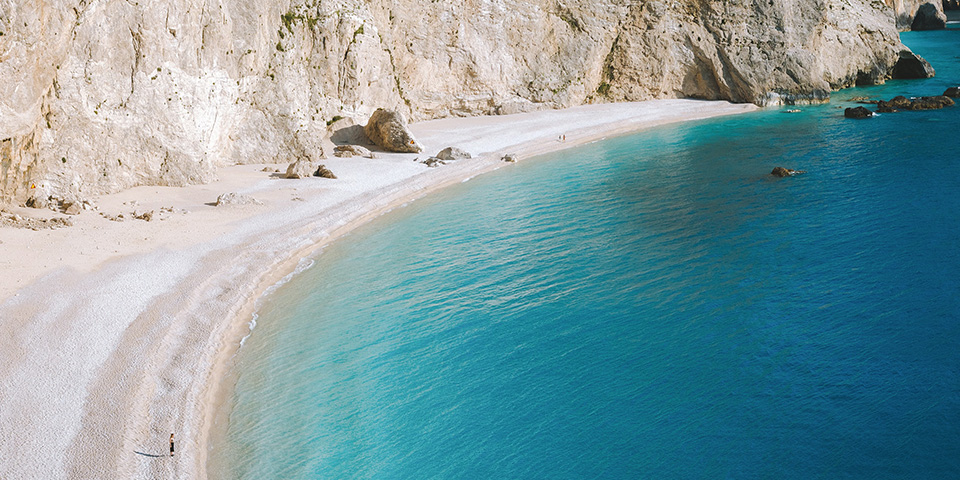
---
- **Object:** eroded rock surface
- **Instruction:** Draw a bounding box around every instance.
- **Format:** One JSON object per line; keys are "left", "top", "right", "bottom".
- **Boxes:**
{"left": 845, "top": 106, "right": 875, "bottom": 118}
{"left": 333, "top": 145, "right": 375, "bottom": 159}
{"left": 421, "top": 157, "right": 446, "bottom": 168}
{"left": 364, "top": 109, "right": 423, "bottom": 153}
{"left": 313, "top": 165, "right": 337, "bottom": 179}
{"left": 0, "top": 0, "right": 910, "bottom": 206}
{"left": 436, "top": 147, "right": 471, "bottom": 161}
{"left": 285, "top": 160, "right": 319, "bottom": 179}
{"left": 876, "top": 95, "right": 954, "bottom": 112}
{"left": 215, "top": 192, "right": 263, "bottom": 206}
{"left": 886, "top": 0, "right": 930, "bottom": 29}
{"left": 911, "top": 2, "right": 947, "bottom": 30}
{"left": 892, "top": 51, "right": 936, "bottom": 79}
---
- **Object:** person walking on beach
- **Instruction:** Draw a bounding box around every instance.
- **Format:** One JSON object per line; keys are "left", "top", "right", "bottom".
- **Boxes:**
{"left": 170, "top": 433, "right": 175, "bottom": 457}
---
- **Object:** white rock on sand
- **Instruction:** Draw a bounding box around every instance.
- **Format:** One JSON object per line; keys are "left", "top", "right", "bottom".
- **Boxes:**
{"left": 0, "top": 100, "right": 755, "bottom": 480}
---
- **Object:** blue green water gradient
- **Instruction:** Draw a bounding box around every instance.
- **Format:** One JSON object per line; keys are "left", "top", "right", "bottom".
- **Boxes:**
{"left": 211, "top": 30, "right": 960, "bottom": 479}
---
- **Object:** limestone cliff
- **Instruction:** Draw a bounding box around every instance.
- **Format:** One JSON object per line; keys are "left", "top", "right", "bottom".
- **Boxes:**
{"left": 887, "top": 0, "right": 922, "bottom": 29}
{"left": 884, "top": 0, "right": 948, "bottom": 29}
{"left": 0, "top": 0, "right": 907, "bottom": 205}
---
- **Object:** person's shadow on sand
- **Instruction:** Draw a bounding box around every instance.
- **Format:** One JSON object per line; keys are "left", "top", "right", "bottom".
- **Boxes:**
{"left": 134, "top": 450, "right": 164, "bottom": 458}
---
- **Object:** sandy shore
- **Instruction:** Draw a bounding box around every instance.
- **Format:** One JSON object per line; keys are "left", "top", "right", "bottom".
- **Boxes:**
{"left": 0, "top": 100, "right": 756, "bottom": 479}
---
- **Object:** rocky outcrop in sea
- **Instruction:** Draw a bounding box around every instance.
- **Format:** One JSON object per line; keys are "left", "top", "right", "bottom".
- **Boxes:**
{"left": 911, "top": 2, "right": 948, "bottom": 30}
{"left": 876, "top": 95, "right": 955, "bottom": 112}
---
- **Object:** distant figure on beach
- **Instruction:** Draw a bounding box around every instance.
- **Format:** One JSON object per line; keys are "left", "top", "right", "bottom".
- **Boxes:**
{"left": 170, "top": 433, "right": 174, "bottom": 457}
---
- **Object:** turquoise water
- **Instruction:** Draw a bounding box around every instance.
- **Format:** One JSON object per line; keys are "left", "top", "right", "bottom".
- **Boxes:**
{"left": 212, "top": 31, "right": 960, "bottom": 479}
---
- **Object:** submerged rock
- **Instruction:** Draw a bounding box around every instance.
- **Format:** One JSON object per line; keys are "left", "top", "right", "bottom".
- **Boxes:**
{"left": 771, "top": 167, "right": 806, "bottom": 177}
{"left": 911, "top": 2, "right": 947, "bottom": 30}
{"left": 891, "top": 50, "right": 935, "bottom": 79}
{"left": 435, "top": 147, "right": 472, "bottom": 161}
{"left": 844, "top": 106, "right": 875, "bottom": 118}
{"left": 363, "top": 109, "right": 423, "bottom": 153}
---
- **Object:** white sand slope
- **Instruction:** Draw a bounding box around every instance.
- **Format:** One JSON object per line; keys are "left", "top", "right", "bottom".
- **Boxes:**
{"left": 0, "top": 100, "right": 756, "bottom": 479}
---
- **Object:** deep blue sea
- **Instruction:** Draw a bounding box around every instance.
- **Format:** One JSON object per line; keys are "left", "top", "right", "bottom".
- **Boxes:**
{"left": 212, "top": 30, "right": 960, "bottom": 479}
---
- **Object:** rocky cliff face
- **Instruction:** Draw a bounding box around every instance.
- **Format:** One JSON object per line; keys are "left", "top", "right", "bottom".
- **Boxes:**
{"left": 0, "top": 0, "right": 906, "bottom": 205}
{"left": 884, "top": 0, "right": 942, "bottom": 29}
{"left": 886, "top": 0, "right": 920, "bottom": 29}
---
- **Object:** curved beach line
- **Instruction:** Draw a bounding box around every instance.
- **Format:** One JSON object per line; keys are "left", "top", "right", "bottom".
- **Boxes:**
{"left": 0, "top": 100, "right": 756, "bottom": 480}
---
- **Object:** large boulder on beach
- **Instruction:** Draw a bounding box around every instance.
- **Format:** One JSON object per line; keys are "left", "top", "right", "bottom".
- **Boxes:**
{"left": 363, "top": 109, "right": 423, "bottom": 153}
{"left": 436, "top": 147, "right": 472, "bottom": 161}
{"left": 285, "top": 159, "right": 319, "bottom": 179}
{"left": 911, "top": 2, "right": 947, "bottom": 31}
{"left": 891, "top": 51, "right": 935, "bottom": 79}
{"left": 314, "top": 165, "right": 337, "bottom": 179}
{"left": 215, "top": 192, "right": 263, "bottom": 206}
{"left": 844, "top": 106, "right": 874, "bottom": 118}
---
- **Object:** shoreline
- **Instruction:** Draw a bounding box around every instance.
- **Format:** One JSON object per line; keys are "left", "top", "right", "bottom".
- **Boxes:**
{"left": 0, "top": 100, "right": 757, "bottom": 479}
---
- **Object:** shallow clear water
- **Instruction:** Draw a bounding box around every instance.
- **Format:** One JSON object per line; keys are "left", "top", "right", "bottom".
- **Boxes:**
{"left": 212, "top": 30, "right": 960, "bottom": 479}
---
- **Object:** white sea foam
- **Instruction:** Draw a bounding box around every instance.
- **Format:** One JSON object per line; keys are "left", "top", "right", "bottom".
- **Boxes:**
{"left": 237, "top": 256, "right": 317, "bottom": 351}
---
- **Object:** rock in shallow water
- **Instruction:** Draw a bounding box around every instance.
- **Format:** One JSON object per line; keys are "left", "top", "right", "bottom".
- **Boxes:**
{"left": 771, "top": 167, "right": 806, "bottom": 177}
{"left": 845, "top": 106, "right": 875, "bottom": 118}
{"left": 876, "top": 95, "right": 954, "bottom": 112}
